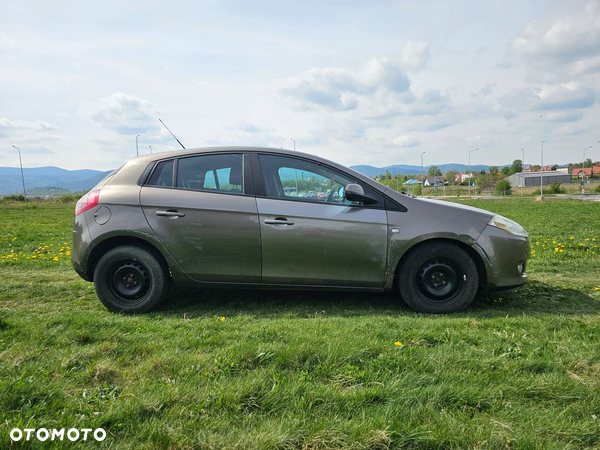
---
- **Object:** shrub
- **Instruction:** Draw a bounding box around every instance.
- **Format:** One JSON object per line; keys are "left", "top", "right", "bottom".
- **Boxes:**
{"left": 548, "top": 180, "right": 566, "bottom": 194}
{"left": 495, "top": 180, "right": 512, "bottom": 195}
{"left": 0, "top": 194, "right": 26, "bottom": 203}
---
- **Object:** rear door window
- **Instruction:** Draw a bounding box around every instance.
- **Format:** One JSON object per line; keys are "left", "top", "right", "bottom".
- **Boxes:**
{"left": 177, "top": 154, "right": 243, "bottom": 193}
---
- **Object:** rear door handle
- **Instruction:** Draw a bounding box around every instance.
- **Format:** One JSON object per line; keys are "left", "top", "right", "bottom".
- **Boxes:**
{"left": 264, "top": 218, "right": 294, "bottom": 226}
{"left": 156, "top": 210, "right": 186, "bottom": 218}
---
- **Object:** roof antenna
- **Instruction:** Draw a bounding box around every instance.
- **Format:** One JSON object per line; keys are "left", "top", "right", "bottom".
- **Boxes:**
{"left": 159, "top": 119, "right": 186, "bottom": 149}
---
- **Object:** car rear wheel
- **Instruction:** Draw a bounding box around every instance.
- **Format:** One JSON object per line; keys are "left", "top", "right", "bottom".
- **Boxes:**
{"left": 398, "top": 242, "right": 478, "bottom": 314}
{"left": 94, "top": 245, "right": 170, "bottom": 313}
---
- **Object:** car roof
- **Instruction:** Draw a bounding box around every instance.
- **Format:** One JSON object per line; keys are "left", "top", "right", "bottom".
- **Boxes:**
{"left": 127, "top": 146, "right": 377, "bottom": 187}
{"left": 130, "top": 146, "right": 326, "bottom": 165}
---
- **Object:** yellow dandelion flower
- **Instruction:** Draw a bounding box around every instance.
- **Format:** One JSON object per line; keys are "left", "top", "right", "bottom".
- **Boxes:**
{"left": 220, "top": 317, "right": 226, "bottom": 322}
{"left": 555, "top": 248, "right": 559, "bottom": 252}
{"left": 394, "top": 341, "right": 403, "bottom": 346}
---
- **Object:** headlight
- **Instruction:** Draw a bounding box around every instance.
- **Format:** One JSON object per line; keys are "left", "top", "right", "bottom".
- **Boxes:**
{"left": 488, "top": 214, "right": 528, "bottom": 238}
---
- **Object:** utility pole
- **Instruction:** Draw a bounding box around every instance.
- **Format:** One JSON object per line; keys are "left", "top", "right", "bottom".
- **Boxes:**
{"left": 12, "top": 145, "right": 27, "bottom": 202}
{"left": 468, "top": 148, "right": 478, "bottom": 197}
{"left": 540, "top": 141, "right": 544, "bottom": 200}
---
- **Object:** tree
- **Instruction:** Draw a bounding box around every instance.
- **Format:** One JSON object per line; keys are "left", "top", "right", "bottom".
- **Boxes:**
{"left": 427, "top": 166, "right": 442, "bottom": 177}
{"left": 489, "top": 166, "right": 499, "bottom": 175}
{"left": 500, "top": 166, "right": 510, "bottom": 176}
{"left": 495, "top": 179, "right": 512, "bottom": 195}
{"left": 584, "top": 158, "right": 593, "bottom": 168}
{"left": 510, "top": 159, "right": 523, "bottom": 174}
{"left": 477, "top": 173, "right": 494, "bottom": 189}
{"left": 445, "top": 170, "right": 456, "bottom": 184}
{"left": 385, "top": 170, "right": 392, "bottom": 180}
{"left": 533, "top": 165, "right": 541, "bottom": 171}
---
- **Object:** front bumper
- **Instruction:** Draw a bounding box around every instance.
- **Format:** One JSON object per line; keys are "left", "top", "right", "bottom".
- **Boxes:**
{"left": 475, "top": 224, "right": 529, "bottom": 289}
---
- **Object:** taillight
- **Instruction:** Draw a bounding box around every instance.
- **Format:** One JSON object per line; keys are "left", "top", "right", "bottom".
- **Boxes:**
{"left": 75, "top": 190, "right": 100, "bottom": 216}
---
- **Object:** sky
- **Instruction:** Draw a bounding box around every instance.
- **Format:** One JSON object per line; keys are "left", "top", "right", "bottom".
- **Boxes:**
{"left": 1, "top": 0, "right": 600, "bottom": 172}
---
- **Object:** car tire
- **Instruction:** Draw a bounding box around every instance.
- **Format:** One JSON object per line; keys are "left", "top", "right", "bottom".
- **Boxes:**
{"left": 398, "top": 242, "right": 478, "bottom": 314}
{"left": 93, "top": 245, "right": 170, "bottom": 313}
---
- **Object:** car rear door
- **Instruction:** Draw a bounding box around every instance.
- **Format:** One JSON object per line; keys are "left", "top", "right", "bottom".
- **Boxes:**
{"left": 254, "top": 153, "right": 388, "bottom": 288}
{"left": 140, "top": 152, "right": 261, "bottom": 283}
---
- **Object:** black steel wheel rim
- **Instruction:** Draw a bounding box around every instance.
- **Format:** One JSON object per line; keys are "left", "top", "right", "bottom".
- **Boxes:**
{"left": 109, "top": 260, "right": 150, "bottom": 302}
{"left": 416, "top": 258, "right": 464, "bottom": 301}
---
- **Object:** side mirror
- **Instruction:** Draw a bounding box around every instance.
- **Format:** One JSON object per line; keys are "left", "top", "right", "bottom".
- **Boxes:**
{"left": 344, "top": 184, "right": 377, "bottom": 204}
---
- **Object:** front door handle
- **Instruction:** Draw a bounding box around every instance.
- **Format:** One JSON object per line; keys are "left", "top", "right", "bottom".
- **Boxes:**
{"left": 264, "top": 218, "right": 294, "bottom": 226}
{"left": 156, "top": 210, "right": 186, "bottom": 218}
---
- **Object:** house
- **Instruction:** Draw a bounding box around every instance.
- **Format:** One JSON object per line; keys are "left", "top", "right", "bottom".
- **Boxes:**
{"left": 455, "top": 172, "right": 474, "bottom": 183}
{"left": 572, "top": 165, "right": 600, "bottom": 177}
{"left": 523, "top": 165, "right": 534, "bottom": 173}
{"left": 423, "top": 176, "right": 445, "bottom": 187}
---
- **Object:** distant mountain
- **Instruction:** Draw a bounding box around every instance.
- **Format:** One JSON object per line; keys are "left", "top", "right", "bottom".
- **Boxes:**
{"left": 0, "top": 166, "right": 112, "bottom": 195}
{"left": 350, "top": 163, "right": 500, "bottom": 177}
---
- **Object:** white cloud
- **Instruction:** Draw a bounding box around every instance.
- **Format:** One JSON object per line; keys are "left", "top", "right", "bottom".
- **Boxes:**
{"left": 544, "top": 111, "right": 584, "bottom": 123}
{"left": 511, "top": 1, "right": 600, "bottom": 68}
{"left": 400, "top": 41, "right": 431, "bottom": 72}
{"left": 478, "top": 84, "right": 494, "bottom": 96}
{"left": 0, "top": 31, "right": 15, "bottom": 51}
{"left": 0, "top": 118, "right": 57, "bottom": 132}
{"left": 392, "top": 135, "right": 420, "bottom": 147}
{"left": 280, "top": 56, "right": 410, "bottom": 111}
{"left": 570, "top": 55, "right": 600, "bottom": 75}
{"left": 83, "top": 92, "right": 161, "bottom": 135}
{"left": 498, "top": 83, "right": 596, "bottom": 111}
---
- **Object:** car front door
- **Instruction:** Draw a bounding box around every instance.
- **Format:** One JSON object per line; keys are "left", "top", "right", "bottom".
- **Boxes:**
{"left": 140, "top": 152, "right": 261, "bottom": 283}
{"left": 255, "top": 153, "right": 388, "bottom": 288}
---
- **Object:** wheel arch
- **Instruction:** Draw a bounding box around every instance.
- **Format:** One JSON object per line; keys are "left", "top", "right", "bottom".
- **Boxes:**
{"left": 86, "top": 236, "right": 171, "bottom": 283}
{"left": 393, "top": 237, "right": 488, "bottom": 290}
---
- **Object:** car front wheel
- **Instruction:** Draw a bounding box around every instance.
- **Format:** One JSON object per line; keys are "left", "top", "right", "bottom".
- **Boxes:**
{"left": 398, "top": 242, "right": 478, "bottom": 314}
{"left": 93, "top": 245, "right": 170, "bottom": 313}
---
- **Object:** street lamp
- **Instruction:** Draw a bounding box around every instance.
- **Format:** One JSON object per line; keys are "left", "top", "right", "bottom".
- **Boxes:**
{"left": 468, "top": 148, "right": 478, "bottom": 197}
{"left": 136, "top": 135, "right": 140, "bottom": 156}
{"left": 149, "top": 145, "right": 153, "bottom": 154}
{"left": 420, "top": 151, "right": 425, "bottom": 198}
{"left": 12, "top": 145, "right": 27, "bottom": 202}
{"left": 290, "top": 138, "right": 296, "bottom": 151}
{"left": 540, "top": 141, "right": 545, "bottom": 200}
{"left": 582, "top": 145, "right": 592, "bottom": 198}
{"left": 521, "top": 148, "right": 524, "bottom": 197}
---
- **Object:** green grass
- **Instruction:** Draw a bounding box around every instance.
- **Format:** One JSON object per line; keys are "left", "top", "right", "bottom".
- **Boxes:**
{"left": 1, "top": 199, "right": 599, "bottom": 449}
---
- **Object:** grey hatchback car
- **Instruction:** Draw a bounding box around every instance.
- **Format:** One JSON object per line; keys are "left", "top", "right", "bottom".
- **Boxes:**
{"left": 72, "top": 146, "right": 529, "bottom": 314}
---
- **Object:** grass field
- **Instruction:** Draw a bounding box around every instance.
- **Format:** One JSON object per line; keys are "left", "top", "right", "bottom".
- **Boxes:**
{"left": 0, "top": 198, "right": 599, "bottom": 449}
